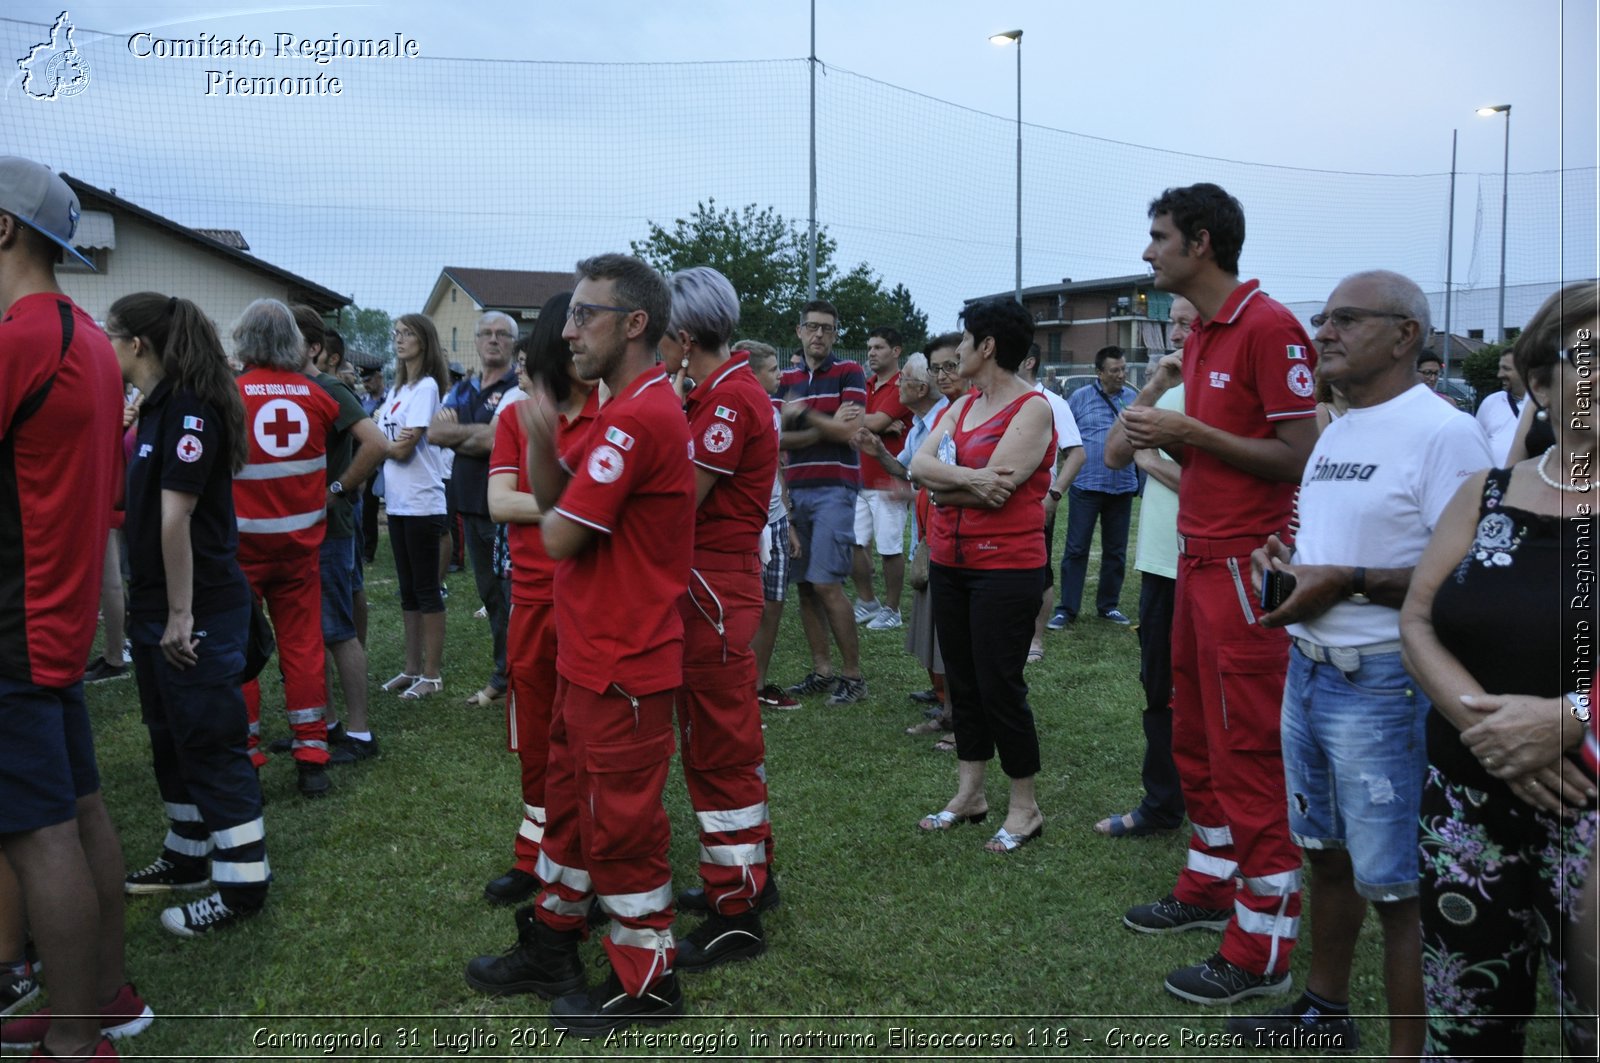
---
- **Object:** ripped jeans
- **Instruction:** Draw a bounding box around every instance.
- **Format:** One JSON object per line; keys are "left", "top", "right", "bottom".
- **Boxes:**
{"left": 1281, "top": 644, "right": 1429, "bottom": 900}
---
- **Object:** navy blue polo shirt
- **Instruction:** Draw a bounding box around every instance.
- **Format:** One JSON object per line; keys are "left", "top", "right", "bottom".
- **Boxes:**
{"left": 126, "top": 378, "right": 250, "bottom": 620}
{"left": 444, "top": 372, "right": 518, "bottom": 516}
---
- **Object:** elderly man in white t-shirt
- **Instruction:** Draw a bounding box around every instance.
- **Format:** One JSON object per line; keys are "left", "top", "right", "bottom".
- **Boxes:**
{"left": 1231, "top": 271, "right": 1492, "bottom": 1058}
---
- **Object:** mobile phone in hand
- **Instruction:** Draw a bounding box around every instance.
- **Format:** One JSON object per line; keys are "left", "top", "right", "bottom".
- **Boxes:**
{"left": 1260, "top": 568, "right": 1297, "bottom": 612}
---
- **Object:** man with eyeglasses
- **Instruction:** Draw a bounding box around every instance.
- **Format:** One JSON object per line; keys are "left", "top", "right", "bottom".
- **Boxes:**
{"left": 429, "top": 312, "right": 520, "bottom": 708}
{"left": 1118, "top": 182, "right": 1319, "bottom": 1007}
{"left": 1229, "top": 271, "right": 1490, "bottom": 1056}
{"left": 779, "top": 300, "right": 870, "bottom": 705}
{"left": 1414, "top": 351, "right": 1459, "bottom": 408}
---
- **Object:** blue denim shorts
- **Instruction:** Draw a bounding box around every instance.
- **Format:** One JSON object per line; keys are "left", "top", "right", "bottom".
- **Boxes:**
{"left": 319, "top": 534, "right": 358, "bottom": 644}
{"left": 1281, "top": 644, "right": 1429, "bottom": 900}
{"left": 789, "top": 484, "right": 856, "bottom": 586}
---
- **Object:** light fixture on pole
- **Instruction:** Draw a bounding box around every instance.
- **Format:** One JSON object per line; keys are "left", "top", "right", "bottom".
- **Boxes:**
{"left": 990, "top": 29, "right": 1023, "bottom": 300}
{"left": 1476, "top": 104, "right": 1511, "bottom": 342}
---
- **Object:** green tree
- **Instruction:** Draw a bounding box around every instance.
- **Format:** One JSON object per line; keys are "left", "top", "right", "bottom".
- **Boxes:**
{"left": 632, "top": 199, "right": 926, "bottom": 352}
{"left": 331, "top": 305, "right": 394, "bottom": 369}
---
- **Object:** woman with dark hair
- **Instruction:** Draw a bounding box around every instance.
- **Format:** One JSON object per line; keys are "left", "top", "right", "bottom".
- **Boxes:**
{"left": 909, "top": 298, "right": 1056, "bottom": 853}
{"left": 109, "top": 292, "right": 269, "bottom": 936}
{"left": 1401, "top": 281, "right": 1599, "bottom": 1058}
{"left": 375, "top": 313, "right": 450, "bottom": 699}
{"left": 475, "top": 293, "right": 599, "bottom": 907}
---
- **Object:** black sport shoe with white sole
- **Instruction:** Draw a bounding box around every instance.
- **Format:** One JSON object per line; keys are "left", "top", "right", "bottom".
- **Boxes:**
{"left": 1122, "top": 893, "right": 1231, "bottom": 934}
{"left": 160, "top": 891, "right": 261, "bottom": 937}
{"left": 1163, "top": 952, "right": 1291, "bottom": 1005}
{"left": 124, "top": 855, "right": 209, "bottom": 896}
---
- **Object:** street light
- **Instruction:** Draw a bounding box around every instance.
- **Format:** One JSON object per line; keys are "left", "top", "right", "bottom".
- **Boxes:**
{"left": 1477, "top": 104, "right": 1511, "bottom": 342}
{"left": 990, "top": 29, "right": 1023, "bottom": 300}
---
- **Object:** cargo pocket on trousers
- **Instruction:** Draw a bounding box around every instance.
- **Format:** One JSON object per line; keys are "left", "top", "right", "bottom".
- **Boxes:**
{"left": 585, "top": 729, "right": 675, "bottom": 861}
{"left": 1218, "top": 642, "right": 1288, "bottom": 751}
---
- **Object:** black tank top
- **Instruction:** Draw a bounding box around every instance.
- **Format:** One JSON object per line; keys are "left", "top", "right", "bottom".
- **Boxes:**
{"left": 1428, "top": 467, "right": 1596, "bottom": 792}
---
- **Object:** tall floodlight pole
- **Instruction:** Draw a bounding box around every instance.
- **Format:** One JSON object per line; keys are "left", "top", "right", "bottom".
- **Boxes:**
{"left": 807, "top": 0, "right": 818, "bottom": 300}
{"left": 1443, "top": 129, "right": 1457, "bottom": 381}
{"left": 1477, "top": 104, "right": 1512, "bottom": 341}
{"left": 990, "top": 29, "right": 1024, "bottom": 299}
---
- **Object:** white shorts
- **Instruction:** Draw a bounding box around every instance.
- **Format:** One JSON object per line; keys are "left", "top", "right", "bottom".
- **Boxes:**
{"left": 853, "top": 488, "right": 908, "bottom": 556}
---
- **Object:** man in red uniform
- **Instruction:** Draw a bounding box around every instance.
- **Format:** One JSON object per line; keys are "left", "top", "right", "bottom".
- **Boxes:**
{"left": 1119, "top": 183, "right": 1318, "bottom": 1004}
{"left": 850, "top": 326, "right": 913, "bottom": 629}
{"left": 656, "top": 267, "right": 779, "bottom": 970}
{"left": 465, "top": 254, "right": 692, "bottom": 1033}
{"left": 0, "top": 156, "right": 147, "bottom": 1061}
{"left": 232, "top": 299, "right": 342, "bottom": 799}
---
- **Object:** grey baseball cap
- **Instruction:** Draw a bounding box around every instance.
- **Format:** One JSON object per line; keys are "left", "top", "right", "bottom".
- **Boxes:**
{"left": 0, "top": 157, "right": 95, "bottom": 270}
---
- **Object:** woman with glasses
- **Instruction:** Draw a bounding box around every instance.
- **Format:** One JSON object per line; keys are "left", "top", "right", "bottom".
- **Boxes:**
{"left": 1400, "top": 281, "right": 1599, "bottom": 1059}
{"left": 909, "top": 299, "right": 1056, "bottom": 853}
{"left": 375, "top": 314, "right": 450, "bottom": 699}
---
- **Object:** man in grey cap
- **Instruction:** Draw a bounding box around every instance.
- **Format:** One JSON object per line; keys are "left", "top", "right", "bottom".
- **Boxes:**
{"left": 0, "top": 157, "right": 151, "bottom": 1059}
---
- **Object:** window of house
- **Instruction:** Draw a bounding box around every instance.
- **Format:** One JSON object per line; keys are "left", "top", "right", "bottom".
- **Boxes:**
{"left": 451, "top": 289, "right": 456, "bottom": 303}
{"left": 1468, "top": 329, "right": 1484, "bottom": 340}
{"left": 451, "top": 327, "right": 458, "bottom": 352}
{"left": 1047, "top": 332, "right": 1060, "bottom": 356}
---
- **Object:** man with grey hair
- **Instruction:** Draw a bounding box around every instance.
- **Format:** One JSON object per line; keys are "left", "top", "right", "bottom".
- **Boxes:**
{"left": 233, "top": 298, "right": 344, "bottom": 798}
{"left": 429, "top": 310, "right": 520, "bottom": 707}
{"left": 656, "top": 267, "right": 779, "bottom": 972}
{"left": 1229, "top": 270, "right": 1491, "bottom": 1056}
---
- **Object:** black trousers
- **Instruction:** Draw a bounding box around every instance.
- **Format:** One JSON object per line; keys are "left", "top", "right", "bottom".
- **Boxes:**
{"left": 930, "top": 563, "right": 1044, "bottom": 779}
{"left": 1135, "top": 572, "right": 1185, "bottom": 828}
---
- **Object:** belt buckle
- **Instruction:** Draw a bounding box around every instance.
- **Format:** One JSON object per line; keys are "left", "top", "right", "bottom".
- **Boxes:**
{"left": 1176, "top": 534, "right": 1188, "bottom": 556}
{"left": 1329, "top": 646, "right": 1361, "bottom": 673}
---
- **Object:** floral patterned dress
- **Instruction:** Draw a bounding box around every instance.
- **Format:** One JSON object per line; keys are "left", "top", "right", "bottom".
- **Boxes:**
{"left": 1420, "top": 466, "right": 1598, "bottom": 1060}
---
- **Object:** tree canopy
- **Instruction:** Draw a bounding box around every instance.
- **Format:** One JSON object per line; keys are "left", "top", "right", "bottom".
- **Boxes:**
{"left": 632, "top": 199, "right": 928, "bottom": 353}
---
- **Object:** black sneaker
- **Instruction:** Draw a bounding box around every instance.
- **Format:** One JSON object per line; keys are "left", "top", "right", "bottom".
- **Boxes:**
{"left": 1226, "top": 1000, "right": 1360, "bottom": 1054}
{"left": 483, "top": 868, "right": 539, "bottom": 906}
{"left": 159, "top": 891, "right": 260, "bottom": 938}
{"left": 677, "top": 875, "right": 781, "bottom": 915}
{"left": 826, "top": 675, "right": 868, "bottom": 705}
{"left": 908, "top": 688, "right": 941, "bottom": 705}
{"left": 342, "top": 735, "right": 380, "bottom": 761}
{"left": 785, "top": 671, "right": 833, "bottom": 697}
{"left": 463, "top": 908, "right": 584, "bottom": 998}
{"left": 265, "top": 736, "right": 293, "bottom": 754}
{"left": 674, "top": 911, "right": 765, "bottom": 972}
{"left": 1123, "top": 893, "right": 1231, "bottom": 934}
{"left": 0, "top": 965, "right": 38, "bottom": 1018}
{"left": 296, "top": 762, "right": 331, "bottom": 799}
{"left": 124, "top": 855, "right": 210, "bottom": 896}
{"left": 550, "top": 970, "right": 684, "bottom": 1034}
{"left": 1164, "top": 952, "right": 1292, "bottom": 1005}
{"left": 83, "top": 657, "right": 128, "bottom": 683}
{"left": 326, "top": 721, "right": 349, "bottom": 745}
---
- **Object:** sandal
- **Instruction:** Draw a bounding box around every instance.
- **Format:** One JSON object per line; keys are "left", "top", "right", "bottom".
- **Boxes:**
{"left": 1093, "top": 807, "right": 1178, "bottom": 838}
{"left": 464, "top": 686, "right": 506, "bottom": 708}
{"left": 400, "top": 676, "right": 443, "bottom": 700}
{"left": 918, "top": 808, "right": 987, "bottom": 832}
{"left": 381, "top": 672, "right": 419, "bottom": 693}
{"left": 905, "top": 718, "right": 945, "bottom": 736}
{"left": 1026, "top": 647, "right": 1045, "bottom": 665}
{"left": 932, "top": 734, "right": 956, "bottom": 753}
{"left": 985, "top": 822, "right": 1044, "bottom": 853}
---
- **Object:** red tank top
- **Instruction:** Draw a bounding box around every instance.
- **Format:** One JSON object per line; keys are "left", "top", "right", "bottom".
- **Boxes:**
{"left": 929, "top": 390, "right": 1054, "bottom": 570}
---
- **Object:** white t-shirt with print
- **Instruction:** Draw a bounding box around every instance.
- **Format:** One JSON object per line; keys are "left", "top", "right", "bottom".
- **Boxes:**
{"left": 377, "top": 377, "right": 447, "bottom": 516}
{"left": 1289, "top": 384, "right": 1493, "bottom": 647}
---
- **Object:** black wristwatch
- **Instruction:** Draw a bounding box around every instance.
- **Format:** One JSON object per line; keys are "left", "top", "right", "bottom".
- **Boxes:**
{"left": 1348, "top": 566, "right": 1370, "bottom": 605}
{"left": 1048, "top": 488, "right": 1063, "bottom": 501}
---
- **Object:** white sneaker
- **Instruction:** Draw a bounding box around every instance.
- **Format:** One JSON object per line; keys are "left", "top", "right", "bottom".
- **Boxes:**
{"left": 473, "top": 606, "right": 488, "bottom": 619}
{"left": 852, "top": 598, "right": 883, "bottom": 623}
{"left": 866, "top": 609, "right": 902, "bottom": 630}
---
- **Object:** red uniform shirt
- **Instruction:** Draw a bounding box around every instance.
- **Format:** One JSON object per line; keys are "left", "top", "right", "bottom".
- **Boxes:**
{"left": 686, "top": 356, "right": 779, "bottom": 556}
{"left": 929, "top": 391, "right": 1054, "bottom": 570}
{"left": 1179, "top": 280, "right": 1318, "bottom": 540}
{"left": 553, "top": 372, "right": 693, "bottom": 695}
{"left": 489, "top": 389, "right": 599, "bottom": 605}
{"left": 861, "top": 371, "right": 913, "bottom": 490}
{"left": 0, "top": 294, "right": 121, "bottom": 687}
{"left": 234, "top": 367, "right": 340, "bottom": 559}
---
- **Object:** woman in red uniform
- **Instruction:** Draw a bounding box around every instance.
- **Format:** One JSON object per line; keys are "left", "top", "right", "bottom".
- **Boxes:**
{"left": 909, "top": 297, "right": 1056, "bottom": 853}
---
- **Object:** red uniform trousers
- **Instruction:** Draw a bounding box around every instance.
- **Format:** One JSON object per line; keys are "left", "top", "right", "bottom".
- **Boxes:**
{"left": 505, "top": 600, "right": 558, "bottom": 875}
{"left": 676, "top": 554, "right": 769, "bottom": 915}
{"left": 239, "top": 548, "right": 330, "bottom": 767}
{"left": 534, "top": 677, "right": 676, "bottom": 996}
{"left": 1169, "top": 547, "right": 1301, "bottom": 976}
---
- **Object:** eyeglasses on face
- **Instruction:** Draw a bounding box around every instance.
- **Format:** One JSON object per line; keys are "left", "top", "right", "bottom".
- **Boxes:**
{"left": 1419, "top": 367, "right": 1441, "bottom": 379}
{"left": 931, "top": 362, "right": 959, "bottom": 376}
{"left": 566, "top": 303, "right": 633, "bottom": 328}
{"left": 798, "top": 321, "right": 837, "bottom": 335}
{"left": 1310, "top": 307, "right": 1408, "bottom": 331}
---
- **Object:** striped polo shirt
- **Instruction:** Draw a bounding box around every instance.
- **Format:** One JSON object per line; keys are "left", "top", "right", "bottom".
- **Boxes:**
{"left": 780, "top": 354, "right": 867, "bottom": 492}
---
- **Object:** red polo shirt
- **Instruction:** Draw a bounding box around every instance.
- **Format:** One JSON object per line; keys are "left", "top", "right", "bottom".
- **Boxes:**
{"left": 552, "top": 372, "right": 693, "bottom": 695}
{"left": 1178, "top": 279, "right": 1318, "bottom": 541}
{"left": 861, "top": 371, "right": 913, "bottom": 490}
{"left": 686, "top": 355, "right": 779, "bottom": 556}
{"left": 489, "top": 389, "right": 599, "bottom": 605}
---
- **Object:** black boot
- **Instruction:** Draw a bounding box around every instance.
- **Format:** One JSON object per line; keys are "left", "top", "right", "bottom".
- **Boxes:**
{"left": 674, "top": 910, "right": 766, "bottom": 972}
{"left": 550, "top": 970, "right": 684, "bottom": 1033}
{"left": 463, "top": 907, "right": 585, "bottom": 998}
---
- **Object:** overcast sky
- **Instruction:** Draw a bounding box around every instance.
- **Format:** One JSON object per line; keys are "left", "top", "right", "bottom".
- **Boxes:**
{"left": 4, "top": 0, "right": 1595, "bottom": 331}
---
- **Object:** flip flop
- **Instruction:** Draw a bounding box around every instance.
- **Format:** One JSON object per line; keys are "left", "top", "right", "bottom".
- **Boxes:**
{"left": 932, "top": 735, "right": 956, "bottom": 753}
{"left": 918, "top": 808, "right": 987, "bottom": 832}
{"left": 1026, "top": 647, "right": 1045, "bottom": 664}
{"left": 1093, "top": 808, "right": 1177, "bottom": 838}
{"left": 905, "top": 718, "right": 944, "bottom": 736}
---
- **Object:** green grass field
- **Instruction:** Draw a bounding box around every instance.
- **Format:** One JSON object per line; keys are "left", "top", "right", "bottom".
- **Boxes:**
{"left": 64, "top": 507, "right": 1568, "bottom": 1060}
